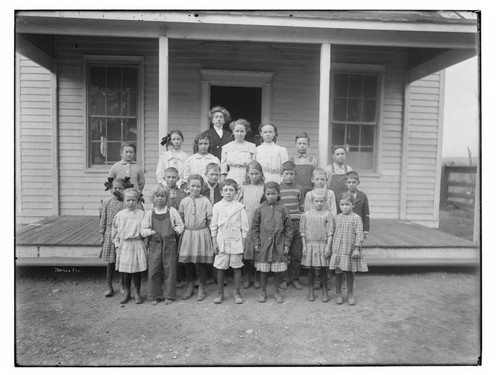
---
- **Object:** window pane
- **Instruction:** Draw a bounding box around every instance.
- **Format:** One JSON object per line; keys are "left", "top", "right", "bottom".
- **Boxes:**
{"left": 90, "top": 118, "right": 104, "bottom": 141}
{"left": 346, "top": 125, "right": 360, "bottom": 146}
{"left": 122, "top": 68, "right": 137, "bottom": 91}
{"left": 349, "top": 150, "right": 374, "bottom": 170}
{"left": 333, "top": 98, "right": 347, "bottom": 121}
{"left": 107, "top": 118, "right": 122, "bottom": 141}
{"left": 361, "top": 125, "right": 375, "bottom": 146}
{"left": 107, "top": 142, "right": 122, "bottom": 163}
{"left": 106, "top": 68, "right": 121, "bottom": 116}
{"left": 89, "top": 68, "right": 105, "bottom": 115}
{"left": 91, "top": 142, "right": 105, "bottom": 165}
{"left": 362, "top": 99, "right": 377, "bottom": 122}
{"left": 334, "top": 74, "right": 348, "bottom": 97}
{"left": 349, "top": 74, "right": 362, "bottom": 98}
{"left": 332, "top": 124, "right": 346, "bottom": 145}
{"left": 363, "top": 75, "right": 378, "bottom": 98}
{"left": 90, "top": 67, "right": 105, "bottom": 88}
{"left": 123, "top": 119, "right": 137, "bottom": 141}
{"left": 347, "top": 99, "right": 361, "bottom": 122}
{"left": 122, "top": 89, "right": 137, "bottom": 116}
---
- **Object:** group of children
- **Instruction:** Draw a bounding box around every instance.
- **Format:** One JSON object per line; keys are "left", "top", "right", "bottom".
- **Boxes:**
{"left": 100, "top": 106, "right": 370, "bottom": 307}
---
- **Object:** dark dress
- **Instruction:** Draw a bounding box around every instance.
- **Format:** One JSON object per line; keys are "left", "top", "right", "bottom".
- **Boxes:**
{"left": 148, "top": 211, "right": 178, "bottom": 301}
{"left": 206, "top": 127, "right": 233, "bottom": 161}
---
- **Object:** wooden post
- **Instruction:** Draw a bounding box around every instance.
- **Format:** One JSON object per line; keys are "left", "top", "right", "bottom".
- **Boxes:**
{"left": 473, "top": 163, "right": 480, "bottom": 245}
{"left": 399, "top": 77, "right": 411, "bottom": 221}
{"left": 318, "top": 43, "right": 331, "bottom": 168}
{"left": 159, "top": 36, "right": 169, "bottom": 155}
{"left": 51, "top": 59, "right": 59, "bottom": 215}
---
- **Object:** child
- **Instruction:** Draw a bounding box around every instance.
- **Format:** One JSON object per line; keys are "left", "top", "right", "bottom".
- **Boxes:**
{"left": 99, "top": 178, "right": 127, "bottom": 297}
{"left": 177, "top": 174, "right": 213, "bottom": 301}
{"left": 237, "top": 161, "right": 266, "bottom": 289}
{"left": 344, "top": 171, "right": 370, "bottom": 239}
{"left": 289, "top": 132, "right": 317, "bottom": 193}
{"left": 304, "top": 168, "right": 337, "bottom": 213}
{"left": 255, "top": 123, "right": 288, "bottom": 183}
{"left": 206, "top": 106, "right": 233, "bottom": 162}
{"left": 300, "top": 189, "right": 334, "bottom": 302}
{"left": 112, "top": 188, "right": 147, "bottom": 304}
{"left": 201, "top": 163, "right": 223, "bottom": 205}
{"left": 252, "top": 182, "right": 293, "bottom": 303}
{"left": 279, "top": 161, "right": 305, "bottom": 290}
{"left": 141, "top": 184, "right": 184, "bottom": 305}
{"left": 221, "top": 119, "right": 256, "bottom": 186}
{"left": 156, "top": 130, "right": 189, "bottom": 187}
{"left": 108, "top": 142, "right": 145, "bottom": 195}
{"left": 210, "top": 179, "right": 249, "bottom": 304}
{"left": 182, "top": 131, "right": 221, "bottom": 184}
{"left": 162, "top": 167, "right": 188, "bottom": 210}
{"left": 328, "top": 192, "right": 368, "bottom": 306}
{"left": 325, "top": 145, "right": 353, "bottom": 211}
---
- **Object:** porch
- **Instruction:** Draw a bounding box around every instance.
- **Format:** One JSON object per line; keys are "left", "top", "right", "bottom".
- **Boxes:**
{"left": 15, "top": 215, "right": 479, "bottom": 267}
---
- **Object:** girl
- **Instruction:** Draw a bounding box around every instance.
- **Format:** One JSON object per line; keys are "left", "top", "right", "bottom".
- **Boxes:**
{"left": 205, "top": 106, "right": 233, "bottom": 162}
{"left": 182, "top": 131, "right": 220, "bottom": 184}
{"left": 221, "top": 119, "right": 256, "bottom": 186}
{"left": 210, "top": 179, "right": 249, "bottom": 304}
{"left": 304, "top": 168, "right": 337, "bottom": 213}
{"left": 325, "top": 145, "right": 353, "bottom": 210}
{"left": 300, "top": 189, "right": 334, "bottom": 303}
{"left": 237, "top": 161, "right": 265, "bottom": 289}
{"left": 328, "top": 192, "right": 368, "bottom": 306}
{"left": 255, "top": 123, "right": 288, "bottom": 183}
{"left": 108, "top": 142, "right": 145, "bottom": 195}
{"left": 177, "top": 174, "right": 213, "bottom": 301}
{"left": 252, "top": 181, "right": 293, "bottom": 304}
{"left": 156, "top": 130, "right": 189, "bottom": 187}
{"left": 112, "top": 188, "right": 147, "bottom": 304}
{"left": 141, "top": 184, "right": 184, "bottom": 305}
{"left": 99, "top": 178, "right": 127, "bottom": 297}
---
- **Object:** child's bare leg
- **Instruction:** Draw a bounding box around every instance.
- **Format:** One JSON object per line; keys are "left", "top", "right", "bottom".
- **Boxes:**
{"left": 320, "top": 268, "right": 329, "bottom": 302}
{"left": 335, "top": 272, "right": 344, "bottom": 304}
{"left": 258, "top": 271, "right": 268, "bottom": 303}
{"left": 214, "top": 269, "right": 225, "bottom": 304}
{"left": 104, "top": 263, "right": 115, "bottom": 297}
{"left": 346, "top": 271, "right": 355, "bottom": 305}
{"left": 197, "top": 264, "right": 207, "bottom": 301}
{"left": 314, "top": 268, "right": 321, "bottom": 290}
{"left": 307, "top": 268, "right": 315, "bottom": 301}
{"left": 233, "top": 268, "right": 243, "bottom": 304}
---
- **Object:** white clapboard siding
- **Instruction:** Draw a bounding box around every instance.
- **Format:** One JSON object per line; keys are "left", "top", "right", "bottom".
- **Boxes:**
{"left": 17, "top": 55, "right": 54, "bottom": 219}
{"left": 405, "top": 72, "right": 442, "bottom": 225}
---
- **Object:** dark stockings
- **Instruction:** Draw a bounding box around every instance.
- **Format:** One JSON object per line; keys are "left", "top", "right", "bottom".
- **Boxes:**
{"left": 106, "top": 263, "right": 115, "bottom": 287}
{"left": 346, "top": 271, "right": 354, "bottom": 293}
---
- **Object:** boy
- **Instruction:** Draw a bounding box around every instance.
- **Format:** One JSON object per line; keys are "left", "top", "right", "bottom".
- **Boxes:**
{"left": 279, "top": 161, "right": 305, "bottom": 290}
{"left": 344, "top": 171, "right": 370, "bottom": 239}
{"left": 210, "top": 179, "right": 249, "bottom": 304}
{"left": 201, "top": 163, "right": 223, "bottom": 205}
{"left": 289, "top": 132, "right": 317, "bottom": 193}
{"left": 163, "top": 167, "right": 187, "bottom": 210}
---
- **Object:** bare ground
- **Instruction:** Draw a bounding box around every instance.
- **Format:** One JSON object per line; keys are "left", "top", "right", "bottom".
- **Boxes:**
{"left": 15, "top": 266, "right": 480, "bottom": 366}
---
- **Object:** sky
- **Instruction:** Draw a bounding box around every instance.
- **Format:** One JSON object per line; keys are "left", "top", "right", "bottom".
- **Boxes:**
{"left": 442, "top": 57, "right": 479, "bottom": 159}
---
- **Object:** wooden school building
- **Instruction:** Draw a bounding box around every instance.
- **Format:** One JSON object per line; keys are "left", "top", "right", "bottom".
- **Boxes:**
{"left": 15, "top": 10, "right": 479, "bottom": 266}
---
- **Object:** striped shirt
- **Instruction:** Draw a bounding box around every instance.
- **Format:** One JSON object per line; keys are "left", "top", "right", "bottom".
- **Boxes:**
{"left": 279, "top": 182, "right": 304, "bottom": 220}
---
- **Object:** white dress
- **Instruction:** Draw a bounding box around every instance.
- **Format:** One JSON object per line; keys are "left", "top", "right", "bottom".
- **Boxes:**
{"left": 255, "top": 142, "right": 289, "bottom": 183}
{"left": 221, "top": 141, "right": 256, "bottom": 186}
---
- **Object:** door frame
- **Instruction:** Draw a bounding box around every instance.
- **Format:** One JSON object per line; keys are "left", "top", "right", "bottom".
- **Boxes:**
{"left": 200, "top": 69, "right": 274, "bottom": 131}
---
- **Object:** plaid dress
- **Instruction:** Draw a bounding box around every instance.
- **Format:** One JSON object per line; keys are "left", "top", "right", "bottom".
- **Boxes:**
{"left": 112, "top": 209, "right": 147, "bottom": 273}
{"left": 329, "top": 212, "right": 368, "bottom": 273}
{"left": 99, "top": 196, "right": 125, "bottom": 263}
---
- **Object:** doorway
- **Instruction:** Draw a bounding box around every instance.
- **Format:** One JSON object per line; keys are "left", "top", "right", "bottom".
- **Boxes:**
{"left": 210, "top": 86, "right": 262, "bottom": 144}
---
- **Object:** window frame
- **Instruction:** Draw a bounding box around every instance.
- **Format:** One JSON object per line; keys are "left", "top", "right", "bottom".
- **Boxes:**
{"left": 83, "top": 55, "right": 144, "bottom": 172}
{"left": 330, "top": 63, "right": 385, "bottom": 174}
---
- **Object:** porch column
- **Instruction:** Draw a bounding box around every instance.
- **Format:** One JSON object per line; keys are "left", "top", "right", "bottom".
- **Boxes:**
{"left": 159, "top": 36, "right": 169, "bottom": 155}
{"left": 399, "top": 77, "right": 411, "bottom": 221}
{"left": 51, "top": 59, "right": 59, "bottom": 215}
{"left": 318, "top": 43, "right": 331, "bottom": 168}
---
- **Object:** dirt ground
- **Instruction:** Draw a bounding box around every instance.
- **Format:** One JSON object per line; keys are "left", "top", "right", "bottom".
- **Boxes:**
{"left": 15, "top": 266, "right": 480, "bottom": 366}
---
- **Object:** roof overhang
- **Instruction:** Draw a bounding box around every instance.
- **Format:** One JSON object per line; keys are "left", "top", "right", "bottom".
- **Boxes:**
{"left": 15, "top": 11, "right": 479, "bottom": 79}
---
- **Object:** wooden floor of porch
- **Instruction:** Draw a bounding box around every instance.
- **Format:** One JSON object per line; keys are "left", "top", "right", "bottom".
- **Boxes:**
{"left": 15, "top": 215, "right": 479, "bottom": 267}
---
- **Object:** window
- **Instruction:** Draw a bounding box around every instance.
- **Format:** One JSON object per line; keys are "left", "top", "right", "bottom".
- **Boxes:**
{"left": 86, "top": 59, "right": 142, "bottom": 167}
{"left": 332, "top": 71, "right": 380, "bottom": 171}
